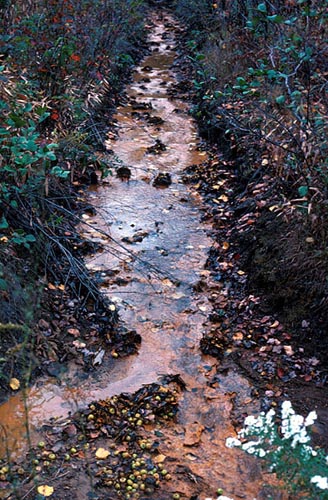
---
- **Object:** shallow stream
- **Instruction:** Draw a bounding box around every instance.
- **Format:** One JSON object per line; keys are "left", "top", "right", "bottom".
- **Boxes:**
{"left": 0, "top": 12, "right": 279, "bottom": 500}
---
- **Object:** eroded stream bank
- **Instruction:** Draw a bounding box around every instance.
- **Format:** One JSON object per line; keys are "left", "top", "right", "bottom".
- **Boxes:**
{"left": 0, "top": 12, "right": 282, "bottom": 500}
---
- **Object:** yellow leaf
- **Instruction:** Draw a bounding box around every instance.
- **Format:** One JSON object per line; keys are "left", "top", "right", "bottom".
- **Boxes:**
{"left": 237, "top": 270, "right": 245, "bottom": 276}
{"left": 95, "top": 447, "right": 110, "bottom": 459}
{"left": 218, "top": 194, "right": 229, "bottom": 202}
{"left": 212, "top": 181, "right": 226, "bottom": 189}
{"left": 222, "top": 241, "right": 230, "bottom": 250}
{"left": 58, "top": 284, "right": 65, "bottom": 291}
{"left": 154, "top": 454, "right": 166, "bottom": 463}
{"left": 37, "top": 485, "right": 54, "bottom": 497}
{"left": 162, "top": 278, "right": 174, "bottom": 287}
{"left": 9, "top": 378, "right": 20, "bottom": 391}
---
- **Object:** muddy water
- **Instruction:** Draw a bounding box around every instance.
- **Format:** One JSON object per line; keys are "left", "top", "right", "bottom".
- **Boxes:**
{"left": 0, "top": 13, "right": 277, "bottom": 499}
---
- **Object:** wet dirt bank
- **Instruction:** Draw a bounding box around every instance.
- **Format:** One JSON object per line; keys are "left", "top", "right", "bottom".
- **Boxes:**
{"left": 0, "top": 11, "right": 285, "bottom": 500}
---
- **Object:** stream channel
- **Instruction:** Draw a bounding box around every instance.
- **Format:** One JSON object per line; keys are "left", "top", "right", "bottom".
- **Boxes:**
{"left": 0, "top": 12, "right": 281, "bottom": 500}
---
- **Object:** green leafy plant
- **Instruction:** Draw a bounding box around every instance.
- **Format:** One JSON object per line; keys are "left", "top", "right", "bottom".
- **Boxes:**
{"left": 226, "top": 401, "right": 328, "bottom": 498}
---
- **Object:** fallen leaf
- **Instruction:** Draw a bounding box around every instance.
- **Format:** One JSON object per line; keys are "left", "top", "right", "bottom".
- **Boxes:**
{"left": 37, "top": 485, "right": 54, "bottom": 497}
{"left": 237, "top": 270, "right": 245, "bottom": 276}
{"left": 283, "top": 345, "right": 294, "bottom": 356}
{"left": 171, "top": 292, "right": 186, "bottom": 299}
{"left": 47, "top": 283, "right": 56, "bottom": 290}
{"left": 9, "top": 378, "right": 20, "bottom": 391}
{"left": 222, "top": 241, "right": 230, "bottom": 250}
{"left": 72, "top": 340, "right": 86, "bottom": 349}
{"left": 67, "top": 328, "right": 80, "bottom": 337}
{"left": 270, "top": 320, "right": 280, "bottom": 328}
{"left": 90, "top": 431, "right": 100, "bottom": 439}
{"left": 154, "top": 454, "right": 166, "bottom": 463}
{"left": 95, "top": 448, "right": 110, "bottom": 459}
{"left": 58, "top": 284, "right": 65, "bottom": 291}
{"left": 162, "top": 278, "right": 174, "bottom": 287}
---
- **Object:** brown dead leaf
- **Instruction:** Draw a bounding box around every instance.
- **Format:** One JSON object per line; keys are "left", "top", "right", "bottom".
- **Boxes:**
{"left": 67, "top": 328, "right": 80, "bottom": 337}
{"left": 233, "top": 332, "right": 243, "bottom": 341}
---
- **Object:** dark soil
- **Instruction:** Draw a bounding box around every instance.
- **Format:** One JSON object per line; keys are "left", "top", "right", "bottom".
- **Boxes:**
{"left": 175, "top": 77, "right": 328, "bottom": 453}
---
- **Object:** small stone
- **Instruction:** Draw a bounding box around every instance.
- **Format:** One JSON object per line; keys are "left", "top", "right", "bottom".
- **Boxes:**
{"left": 153, "top": 173, "right": 172, "bottom": 188}
{"left": 117, "top": 166, "right": 131, "bottom": 180}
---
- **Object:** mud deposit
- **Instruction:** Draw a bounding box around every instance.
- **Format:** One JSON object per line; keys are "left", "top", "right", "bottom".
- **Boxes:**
{"left": 0, "top": 13, "right": 283, "bottom": 500}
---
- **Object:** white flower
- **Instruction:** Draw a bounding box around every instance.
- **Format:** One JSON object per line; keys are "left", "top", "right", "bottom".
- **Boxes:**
{"left": 290, "top": 413, "right": 304, "bottom": 432}
{"left": 265, "top": 408, "right": 275, "bottom": 425}
{"left": 225, "top": 437, "right": 241, "bottom": 448}
{"left": 244, "top": 415, "right": 257, "bottom": 426}
{"left": 281, "top": 413, "right": 306, "bottom": 441}
{"left": 291, "top": 431, "right": 310, "bottom": 448}
{"left": 310, "top": 475, "right": 328, "bottom": 490}
{"left": 241, "top": 440, "right": 261, "bottom": 454}
{"left": 281, "top": 400, "right": 295, "bottom": 419}
{"left": 305, "top": 410, "right": 317, "bottom": 427}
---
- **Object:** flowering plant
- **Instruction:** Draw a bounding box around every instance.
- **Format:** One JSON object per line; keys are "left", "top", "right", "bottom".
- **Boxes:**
{"left": 226, "top": 401, "right": 328, "bottom": 498}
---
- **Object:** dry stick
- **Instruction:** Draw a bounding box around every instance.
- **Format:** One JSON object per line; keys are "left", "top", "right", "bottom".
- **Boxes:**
{"left": 222, "top": 104, "right": 312, "bottom": 184}
{"left": 33, "top": 222, "right": 101, "bottom": 302}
